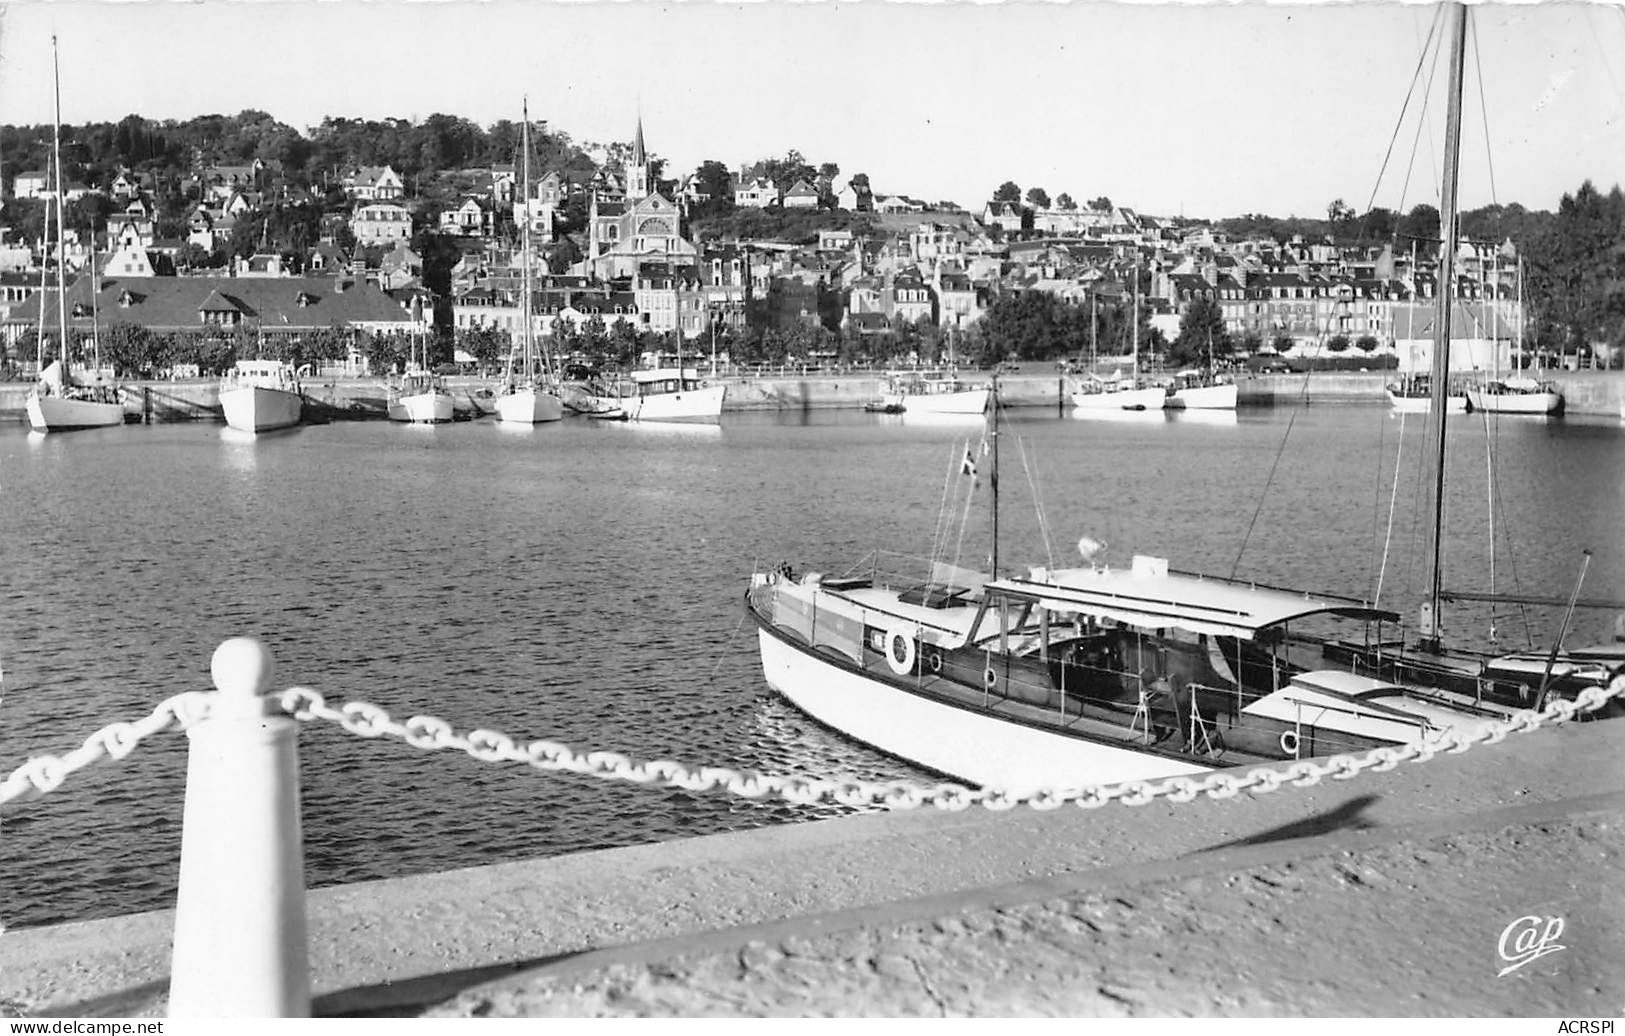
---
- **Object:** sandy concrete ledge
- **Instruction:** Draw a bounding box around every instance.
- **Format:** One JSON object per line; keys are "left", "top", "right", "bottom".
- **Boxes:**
{"left": 1, "top": 718, "right": 1620, "bottom": 1017}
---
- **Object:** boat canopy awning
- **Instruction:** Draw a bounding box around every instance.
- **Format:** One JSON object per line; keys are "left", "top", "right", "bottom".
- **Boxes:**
{"left": 984, "top": 559, "right": 1399, "bottom": 640}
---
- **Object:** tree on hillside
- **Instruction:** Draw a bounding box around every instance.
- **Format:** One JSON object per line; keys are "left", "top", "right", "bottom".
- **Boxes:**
{"left": 993, "top": 181, "right": 1022, "bottom": 204}
{"left": 686, "top": 159, "right": 735, "bottom": 218}
{"left": 1026, "top": 187, "right": 1051, "bottom": 210}
{"left": 1357, "top": 206, "right": 1398, "bottom": 243}
{"left": 749, "top": 150, "right": 817, "bottom": 191}
{"left": 1527, "top": 180, "right": 1625, "bottom": 354}
{"left": 1055, "top": 193, "right": 1076, "bottom": 210}
{"left": 1170, "top": 297, "right": 1230, "bottom": 367}
{"left": 1088, "top": 196, "right": 1113, "bottom": 212}
{"left": 1397, "top": 203, "right": 1441, "bottom": 247}
{"left": 1326, "top": 198, "right": 1356, "bottom": 240}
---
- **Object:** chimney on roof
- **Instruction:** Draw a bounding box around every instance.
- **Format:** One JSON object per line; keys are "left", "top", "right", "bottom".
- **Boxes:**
{"left": 335, "top": 278, "right": 348, "bottom": 294}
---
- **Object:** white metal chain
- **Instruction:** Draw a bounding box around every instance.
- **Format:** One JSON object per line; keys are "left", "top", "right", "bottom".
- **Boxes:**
{"left": 4, "top": 678, "right": 1622, "bottom": 811}
{"left": 0, "top": 691, "right": 213, "bottom": 805}
{"left": 272, "top": 680, "right": 1621, "bottom": 810}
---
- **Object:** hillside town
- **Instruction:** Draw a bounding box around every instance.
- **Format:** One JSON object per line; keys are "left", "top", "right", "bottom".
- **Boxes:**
{"left": 0, "top": 114, "right": 1588, "bottom": 379}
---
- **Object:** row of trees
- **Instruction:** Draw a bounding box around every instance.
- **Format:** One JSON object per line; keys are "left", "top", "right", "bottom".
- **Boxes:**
{"left": 990, "top": 181, "right": 1112, "bottom": 214}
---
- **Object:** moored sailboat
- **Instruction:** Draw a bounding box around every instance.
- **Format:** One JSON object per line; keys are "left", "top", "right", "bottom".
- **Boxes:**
{"left": 26, "top": 38, "right": 123, "bottom": 434}
{"left": 495, "top": 99, "right": 564, "bottom": 426}
{"left": 1071, "top": 275, "right": 1165, "bottom": 411}
{"left": 1465, "top": 258, "right": 1563, "bottom": 415}
{"left": 387, "top": 368, "right": 457, "bottom": 424}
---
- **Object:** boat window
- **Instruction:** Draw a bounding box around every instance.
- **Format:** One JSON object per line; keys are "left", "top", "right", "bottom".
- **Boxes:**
{"left": 897, "top": 585, "right": 972, "bottom": 609}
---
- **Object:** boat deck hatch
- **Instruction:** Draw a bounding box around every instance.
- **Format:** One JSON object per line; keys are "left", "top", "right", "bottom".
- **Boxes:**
{"left": 820, "top": 576, "right": 874, "bottom": 592}
{"left": 897, "top": 585, "right": 974, "bottom": 609}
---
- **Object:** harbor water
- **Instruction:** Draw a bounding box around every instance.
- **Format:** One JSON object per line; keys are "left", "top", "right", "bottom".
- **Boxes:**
{"left": 2, "top": 407, "right": 1621, "bottom": 930}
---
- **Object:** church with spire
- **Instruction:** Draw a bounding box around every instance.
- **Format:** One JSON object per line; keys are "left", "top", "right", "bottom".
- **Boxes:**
{"left": 583, "top": 115, "right": 696, "bottom": 281}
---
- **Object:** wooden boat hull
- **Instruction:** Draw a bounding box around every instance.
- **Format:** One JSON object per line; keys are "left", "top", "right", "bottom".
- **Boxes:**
{"left": 220, "top": 386, "right": 303, "bottom": 433}
{"left": 1386, "top": 390, "right": 1468, "bottom": 413}
{"left": 27, "top": 392, "right": 125, "bottom": 432}
{"left": 625, "top": 383, "right": 726, "bottom": 423}
{"left": 388, "top": 391, "right": 456, "bottom": 424}
{"left": 1465, "top": 386, "right": 1563, "bottom": 415}
{"left": 1166, "top": 382, "right": 1238, "bottom": 410}
{"left": 757, "top": 627, "right": 1213, "bottom": 792}
{"left": 882, "top": 387, "right": 989, "bottom": 415}
{"left": 1072, "top": 385, "right": 1167, "bottom": 411}
{"left": 494, "top": 388, "right": 564, "bottom": 424}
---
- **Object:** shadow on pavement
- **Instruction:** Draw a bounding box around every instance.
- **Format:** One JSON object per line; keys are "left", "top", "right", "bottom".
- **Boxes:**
{"left": 1189, "top": 794, "right": 1381, "bottom": 854}
{"left": 314, "top": 951, "right": 580, "bottom": 1018}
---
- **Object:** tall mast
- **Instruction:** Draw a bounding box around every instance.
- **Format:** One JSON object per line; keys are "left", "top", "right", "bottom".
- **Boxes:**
{"left": 1424, "top": 1, "right": 1468, "bottom": 649}
{"left": 1131, "top": 269, "right": 1139, "bottom": 385}
{"left": 990, "top": 372, "right": 1000, "bottom": 579}
{"left": 520, "top": 99, "right": 533, "bottom": 384}
{"left": 1508, "top": 256, "right": 1521, "bottom": 373}
{"left": 1090, "top": 290, "right": 1097, "bottom": 370}
{"left": 35, "top": 152, "right": 50, "bottom": 373}
{"left": 51, "top": 35, "right": 68, "bottom": 370}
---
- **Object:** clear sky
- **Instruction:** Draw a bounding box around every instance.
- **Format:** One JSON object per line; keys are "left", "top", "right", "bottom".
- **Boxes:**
{"left": 0, "top": 0, "right": 1620, "bottom": 220}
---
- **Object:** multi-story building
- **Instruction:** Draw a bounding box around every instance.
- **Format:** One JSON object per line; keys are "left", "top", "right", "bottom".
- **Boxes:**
{"left": 351, "top": 202, "right": 413, "bottom": 246}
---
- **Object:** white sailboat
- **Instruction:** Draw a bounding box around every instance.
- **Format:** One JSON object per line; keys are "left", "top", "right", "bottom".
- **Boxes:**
{"left": 220, "top": 359, "right": 303, "bottom": 433}
{"left": 386, "top": 326, "right": 455, "bottom": 424}
{"left": 495, "top": 99, "right": 564, "bottom": 425}
{"left": 26, "top": 37, "right": 123, "bottom": 434}
{"left": 1072, "top": 275, "right": 1165, "bottom": 411}
{"left": 1466, "top": 257, "right": 1564, "bottom": 415}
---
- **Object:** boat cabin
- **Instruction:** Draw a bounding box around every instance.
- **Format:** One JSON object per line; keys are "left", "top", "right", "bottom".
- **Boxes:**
{"left": 632, "top": 367, "right": 703, "bottom": 396}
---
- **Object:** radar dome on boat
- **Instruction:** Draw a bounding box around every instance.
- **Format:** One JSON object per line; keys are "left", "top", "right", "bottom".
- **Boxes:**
{"left": 1077, "top": 536, "right": 1105, "bottom": 562}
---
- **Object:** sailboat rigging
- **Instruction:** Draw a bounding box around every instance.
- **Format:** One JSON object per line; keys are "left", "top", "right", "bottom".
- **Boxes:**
{"left": 1346, "top": 2, "right": 1619, "bottom": 705}
{"left": 495, "top": 98, "right": 564, "bottom": 425}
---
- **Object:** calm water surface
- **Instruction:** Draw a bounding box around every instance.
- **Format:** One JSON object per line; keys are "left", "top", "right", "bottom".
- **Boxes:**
{"left": 2, "top": 405, "right": 1620, "bottom": 928}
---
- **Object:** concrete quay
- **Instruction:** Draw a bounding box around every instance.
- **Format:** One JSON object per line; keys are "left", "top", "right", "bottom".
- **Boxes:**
{"left": 2, "top": 370, "right": 1622, "bottom": 422}
{"left": 2, "top": 717, "right": 1620, "bottom": 1018}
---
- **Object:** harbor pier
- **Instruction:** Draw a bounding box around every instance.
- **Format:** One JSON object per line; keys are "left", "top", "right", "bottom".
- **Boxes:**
{"left": 1, "top": 640, "right": 1620, "bottom": 1018}
{"left": 2, "top": 370, "right": 1622, "bottom": 423}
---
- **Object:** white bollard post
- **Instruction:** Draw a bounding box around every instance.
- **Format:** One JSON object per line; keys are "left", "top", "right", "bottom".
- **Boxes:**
{"left": 168, "top": 637, "right": 310, "bottom": 1017}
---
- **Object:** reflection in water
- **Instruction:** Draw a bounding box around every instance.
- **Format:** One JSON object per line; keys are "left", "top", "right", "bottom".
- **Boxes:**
{"left": 1166, "top": 409, "right": 1239, "bottom": 427}
{"left": 612, "top": 420, "right": 723, "bottom": 439}
{"left": 896, "top": 410, "right": 987, "bottom": 429}
{"left": 1068, "top": 407, "right": 1171, "bottom": 424}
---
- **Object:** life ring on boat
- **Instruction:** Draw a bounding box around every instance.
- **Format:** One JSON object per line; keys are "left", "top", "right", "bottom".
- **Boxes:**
{"left": 927, "top": 647, "right": 943, "bottom": 674}
{"left": 983, "top": 666, "right": 999, "bottom": 690}
{"left": 885, "top": 629, "right": 917, "bottom": 676}
{"left": 1279, "top": 730, "right": 1301, "bottom": 757}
